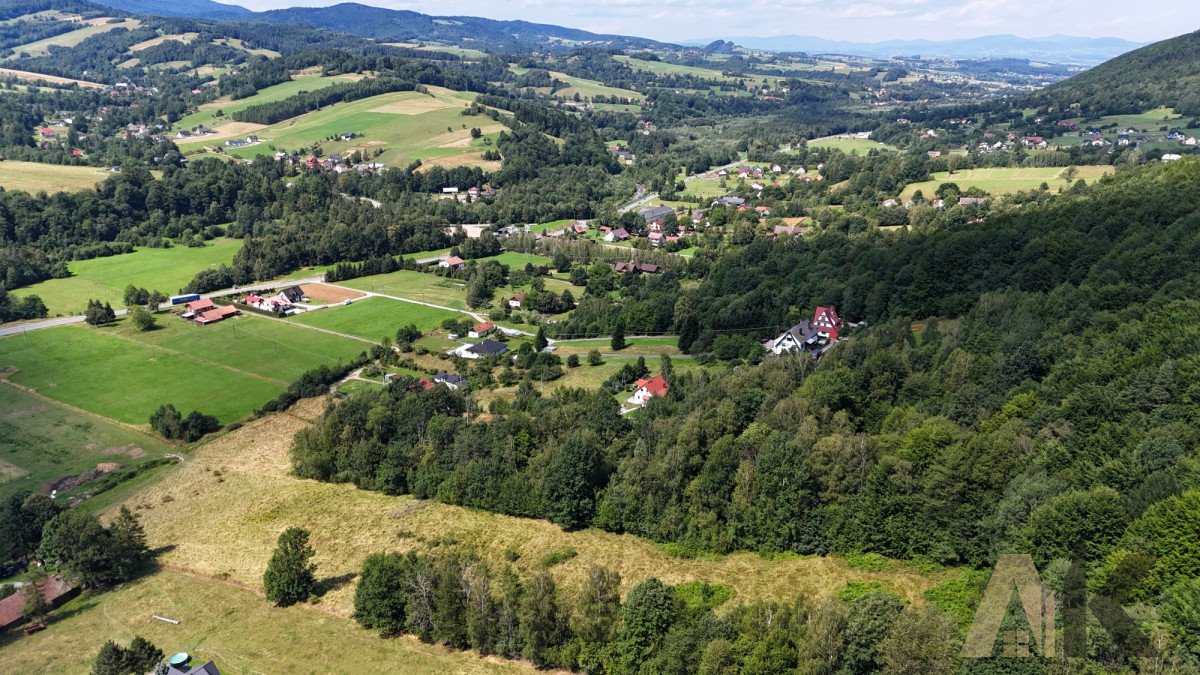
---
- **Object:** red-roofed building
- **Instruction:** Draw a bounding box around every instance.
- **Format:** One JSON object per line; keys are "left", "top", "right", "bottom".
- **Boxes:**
{"left": 195, "top": 305, "right": 239, "bottom": 325}
{"left": 629, "top": 374, "right": 669, "bottom": 406}
{"left": 813, "top": 305, "right": 842, "bottom": 340}
{"left": 509, "top": 293, "right": 524, "bottom": 309}
{"left": 0, "top": 575, "right": 75, "bottom": 632}
{"left": 469, "top": 321, "right": 496, "bottom": 338}
{"left": 38, "top": 127, "right": 56, "bottom": 139}
{"left": 439, "top": 255, "right": 465, "bottom": 270}
{"left": 182, "top": 298, "right": 215, "bottom": 317}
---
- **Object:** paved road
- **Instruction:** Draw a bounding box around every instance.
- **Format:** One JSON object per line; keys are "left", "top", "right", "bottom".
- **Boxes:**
{"left": 0, "top": 276, "right": 325, "bottom": 339}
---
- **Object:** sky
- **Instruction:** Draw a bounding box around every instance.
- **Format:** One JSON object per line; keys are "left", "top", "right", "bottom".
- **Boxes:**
{"left": 221, "top": 0, "right": 1198, "bottom": 43}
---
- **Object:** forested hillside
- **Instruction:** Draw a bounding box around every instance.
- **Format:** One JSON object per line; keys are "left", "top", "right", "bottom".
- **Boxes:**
{"left": 1033, "top": 29, "right": 1200, "bottom": 115}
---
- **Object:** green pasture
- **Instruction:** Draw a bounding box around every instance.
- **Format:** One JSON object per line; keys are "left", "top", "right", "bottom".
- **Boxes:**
{"left": 13, "top": 239, "right": 242, "bottom": 316}
{"left": 173, "top": 74, "right": 358, "bottom": 131}
{"left": 808, "top": 136, "right": 898, "bottom": 154}
{"left": 290, "top": 297, "right": 460, "bottom": 341}
{"left": 0, "top": 160, "right": 114, "bottom": 195}
{"left": 337, "top": 270, "right": 470, "bottom": 310}
{"left": 0, "top": 384, "right": 171, "bottom": 502}
{"left": 899, "top": 165, "right": 1113, "bottom": 200}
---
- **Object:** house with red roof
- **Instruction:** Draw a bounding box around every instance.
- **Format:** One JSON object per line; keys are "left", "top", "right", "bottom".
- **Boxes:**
{"left": 195, "top": 305, "right": 239, "bottom": 325}
{"left": 439, "top": 255, "right": 465, "bottom": 270}
{"left": 468, "top": 321, "right": 496, "bottom": 338}
{"left": 0, "top": 575, "right": 75, "bottom": 632}
{"left": 181, "top": 298, "right": 215, "bottom": 318}
{"left": 509, "top": 293, "right": 524, "bottom": 309}
{"left": 813, "top": 305, "right": 842, "bottom": 340}
{"left": 628, "top": 374, "right": 669, "bottom": 406}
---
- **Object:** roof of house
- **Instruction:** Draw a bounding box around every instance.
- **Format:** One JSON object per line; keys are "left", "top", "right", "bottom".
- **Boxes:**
{"left": 814, "top": 305, "right": 842, "bottom": 328}
{"left": 774, "top": 225, "right": 805, "bottom": 236}
{"left": 611, "top": 228, "right": 630, "bottom": 239}
{"left": 435, "top": 371, "right": 468, "bottom": 386}
{"left": 635, "top": 374, "right": 669, "bottom": 398}
{"left": 185, "top": 298, "right": 215, "bottom": 312}
{"left": 444, "top": 255, "right": 465, "bottom": 266}
{"left": 467, "top": 339, "right": 507, "bottom": 356}
{"left": 639, "top": 206, "right": 675, "bottom": 221}
{"left": 511, "top": 293, "right": 524, "bottom": 302}
{"left": 197, "top": 306, "right": 239, "bottom": 323}
{"left": 958, "top": 197, "right": 986, "bottom": 206}
{"left": 0, "top": 575, "right": 74, "bottom": 629}
{"left": 473, "top": 321, "right": 495, "bottom": 333}
{"left": 166, "top": 660, "right": 221, "bottom": 675}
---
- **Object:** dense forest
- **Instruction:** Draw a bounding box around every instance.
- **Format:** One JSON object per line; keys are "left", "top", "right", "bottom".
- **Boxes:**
{"left": 292, "top": 159, "right": 1200, "bottom": 671}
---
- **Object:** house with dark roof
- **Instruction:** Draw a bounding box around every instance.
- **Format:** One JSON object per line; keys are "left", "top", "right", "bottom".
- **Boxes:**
{"left": 639, "top": 205, "right": 675, "bottom": 222}
{"left": 461, "top": 339, "right": 507, "bottom": 359}
{"left": 766, "top": 306, "right": 845, "bottom": 357}
{"left": 435, "top": 372, "right": 468, "bottom": 390}
{"left": 604, "top": 227, "right": 630, "bottom": 242}
{"left": 166, "top": 659, "right": 221, "bottom": 675}
{"left": 615, "top": 262, "right": 660, "bottom": 274}
{"left": 713, "top": 195, "right": 745, "bottom": 207}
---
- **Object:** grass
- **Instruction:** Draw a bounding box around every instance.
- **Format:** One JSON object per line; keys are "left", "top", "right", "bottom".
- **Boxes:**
{"left": 173, "top": 74, "right": 359, "bottom": 133}
{"left": 103, "top": 400, "right": 950, "bottom": 627}
{"left": 0, "top": 160, "right": 114, "bottom": 194}
{"left": 0, "top": 384, "right": 171, "bottom": 502}
{"left": 190, "top": 88, "right": 506, "bottom": 171}
{"left": 0, "top": 570, "right": 533, "bottom": 674}
{"left": 0, "top": 314, "right": 367, "bottom": 424}
{"left": 899, "top": 165, "right": 1113, "bottom": 200}
{"left": 384, "top": 42, "right": 489, "bottom": 59}
{"left": 1090, "top": 107, "right": 1180, "bottom": 131}
{"left": 290, "top": 297, "right": 461, "bottom": 341}
{"left": 5, "top": 18, "right": 141, "bottom": 59}
{"left": 0, "top": 67, "right": 104, "bottom": 89}
{"left": 481, "top": 252, "right": 555, "bottom": 268}
{"left": 808, "top": 136, "right": 898, "bottom": 154}
{"left": 555, "top": 336, "right": 679, "bottom": 355}
{"left": 12, "top": 239, "right": 242, "bottom": 316}
{"left": 337, "top": 270, "right": 470, "bottom": 310}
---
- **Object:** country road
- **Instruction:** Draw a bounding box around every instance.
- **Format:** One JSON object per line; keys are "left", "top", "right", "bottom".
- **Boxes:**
{"left": 0, "top": 276, "right": 324, "bottom": 339}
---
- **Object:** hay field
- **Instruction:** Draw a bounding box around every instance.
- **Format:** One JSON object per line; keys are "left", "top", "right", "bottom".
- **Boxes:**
{"left": 0, "top": 570, "right": 532, "bottom": 674}
{"left": 0, "top": 160, "right": 112, "bottom": 194}
{"left": 118, "top": 399, "right": 950, "bottom": 622}
{"left": 5, "top": 18, "right": 141, "bottom": 59}
{"left": 899, "top": 165, "right": 1113, "bottom": 200}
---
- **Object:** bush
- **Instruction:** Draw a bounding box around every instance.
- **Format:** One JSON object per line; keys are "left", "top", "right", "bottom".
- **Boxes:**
{"left": 540, "top": 548, "right": 578, "bottom": 568}
{"left": 264, "top": 527, "right": 317, "bottom": 606}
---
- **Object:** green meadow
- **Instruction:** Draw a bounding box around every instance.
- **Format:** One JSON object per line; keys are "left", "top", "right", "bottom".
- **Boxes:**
{"left": 338, "top": 270, "right": 470, "bottom": 310}
{"left": 808, "top": 136, "right": 899, "bottom": 154}
{"left": 899, "top": 165, "right": 1113, "bottom": 200}
{"left": 13, "top": 239, "right": 242, "bottom": 316}
{"left": 173, "top": 73, "right": 359, "bottom": 131}
{"left": 0, "top": 314, "right": 367, "bottom": 424}
{"left": 0, "top": 160, "right": 114, "bottom": 195}
{"left": 0, "top": 384, "right": 171, "bottom": 502}
{"left": 290, "top": 297, "right": 460, "bottom": 341}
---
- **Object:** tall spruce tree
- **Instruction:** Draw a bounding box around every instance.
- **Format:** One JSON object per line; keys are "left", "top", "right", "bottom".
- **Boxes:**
{"left": 262, "top": 527, "right": 316, "bottom": 606}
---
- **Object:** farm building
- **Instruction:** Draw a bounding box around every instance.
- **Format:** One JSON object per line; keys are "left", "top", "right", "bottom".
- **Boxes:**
{"left": 439, "top": 255, "right": 466, "bottom": 270}
{"left": 469, "top": 321, "right": 496, "bottom": 338}
{"left": 181, "top": 298, "right": 215, "bottom": 318}
{"left": 614, "top": 262, "right": 660, "bottom": 274}
{"left": 0, "top": 575, "right": 76, "bottom": 632}
{"left": 195, "top": 305, "right": 240, "bottom": 325}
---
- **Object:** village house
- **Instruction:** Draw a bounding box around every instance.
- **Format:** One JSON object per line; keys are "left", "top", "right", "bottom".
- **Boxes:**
{"left": 773, "top": 224, "right": 806, "bottom": 237}
{"left": 469, "top": 321, "right": 496, "bottom": 338}
{"left": 614, "top": 262, "right": 660, "bottom": 274}
{"left": 508, "top": 293, "right": 524, "bottom": 309}
{"left": 439, "top": 255, "right": 466, "bottom": 270}
{"left": 166, "top": 659, "right": 222, "bottom": 675}
{"left": 434, "top": 372, "right": 468, "bottom": 390}
{"left": 604, "top": 227, "right": 630, "bottom": 243}
{"left": 458, "top": 339, "right": 507, "bottom": 359}
{"left": 628, "top": 374, "right": 669, "bottom": 406}
{"left": 0, "top": 574, "right": 76, "bottom": 632}
{"left": 713, "top": 195, "right": 745, "bottom": 208}
{"left": 195, "top": 305, "right": 240, "bottom": 325}
{"left": 640, "top": 205, "right": 674, "bottom": 223}
{"left": 765, "top": 306, "right": 844, "bottom": 357}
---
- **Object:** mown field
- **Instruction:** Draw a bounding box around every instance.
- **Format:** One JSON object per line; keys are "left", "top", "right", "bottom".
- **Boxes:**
{"left": 510, "top": 65, "right": 642, "bottom": 103}
{"left": 0, "top": 160, "right": 114, "bottom": 195}
{"left": 0, "top": 570, "right": 530, "bottom": 674}
{"left": 808, "top": 136, "right": 898, "bottom": 154}
{"left": 0, "top": 314, "right": 367, "bottom": 424}
{"left": 12, "top": 239, "right": 242, "bottom": 316}
{"left": 337, "top": 270, "right": 470, "bottom": 310}
{"left": 1090, "top": 106, "right": 1181, "bottom": 130}
{"left": 289, "top": 297, "right": 460, "bottom": 341}
{"left": 899, "top": 165, "right": 1113, "bottom": 199}
{"left": 384, "top": 42, "right": 489, "bottom": 59}
{"left": 173, "top": 73, "right": 359, "bottom": 133}
{"left": 195, "top": 87, "right": 506, "bottom": 171}
{"left": 116, "top": 400, "right": 951, "bottom": 624}
{"left": 0, "top": 384, "right": 170, "bottom": 502}
{"left": 553, "top": 335, "right": 680, "bottom": 355}
{"left": 5, "top": 18, "right": 141, "bottom": 59}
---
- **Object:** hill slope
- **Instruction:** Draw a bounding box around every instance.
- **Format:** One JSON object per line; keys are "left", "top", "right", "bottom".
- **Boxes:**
{"left": 1033, "top": 29, "right": 1200, "bottom": 115}
{"left": 88, "top": 0, "right": 671, "bottom": 52}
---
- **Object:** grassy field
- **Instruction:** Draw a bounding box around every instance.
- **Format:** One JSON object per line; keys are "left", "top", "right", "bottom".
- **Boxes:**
{"left": 189, "top": 87, "right": 506, "bottom": 171}
{"left": 0, "top": 314, "right": 367, "bottom": 424}
{"left": 0, "top": 384, "right": 171, "bottom": 502}
{"left": 511, "top": 65, "right": 642, "bottom": 103}
{"left": 173, "top": 74, "right": 359, "bottom": 133}
{"left": 385, "top": 42, "right": 490, "bottom": 59}
{"left": 6, "top": 18, "right": 141, "bottom": 59}
{"left": 899, "top": 165, "right": 1113, "bottom": 199}
{"left": 338, "top": 270, "right": 470, "bottom": 310}
{"left": 290, "top": 297, "right": 460, "bottom": 341}
{"left": 481, "top": 252, "right": 555, "bottom": 268}
{"left": 808, "top": 136, "right": 898, "bottom": 154}
{"left": 127, "top": 32, "right": 198, "bottom": 52}
{"left": 0, "top": 66, "right": 104, "bottom": 88}
{"left": 112, "top": 400, "right": 950, "bottom": 625}
{"left": 0, "top": 160, "right": 115, "bottom": 194}
{"left": 1090, "top": 107, "right": 1181, "bottom": 131}
{"left": 12, "top": 239, "right": 242, "bottom": 316}
{"left": 0, "top": 570, "right": 531, "bottom": 674}
{"left": 554, "top": 336, "right": 680, "bottom": 355}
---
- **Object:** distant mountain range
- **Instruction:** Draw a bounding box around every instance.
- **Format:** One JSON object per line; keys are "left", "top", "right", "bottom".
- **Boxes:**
{"left": 92, "top": 0, "right": 671, "bottom": 52}
{"left": 687, "top": 34, "right": 1145, "bottom": 65}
